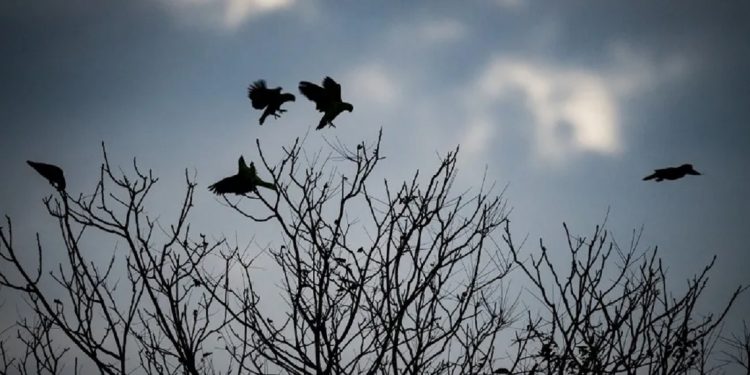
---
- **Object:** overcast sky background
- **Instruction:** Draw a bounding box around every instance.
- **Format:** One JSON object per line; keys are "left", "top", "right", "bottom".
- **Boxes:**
{"left": 1, "top": 0, "right": 749, "bottom": 358}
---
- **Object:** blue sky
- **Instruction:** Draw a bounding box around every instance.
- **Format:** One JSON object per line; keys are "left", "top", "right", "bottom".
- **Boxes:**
{"left": 1, "top": 0, "right": 749, "bottom": 345}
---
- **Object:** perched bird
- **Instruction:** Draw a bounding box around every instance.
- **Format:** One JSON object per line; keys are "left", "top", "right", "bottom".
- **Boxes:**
{"left": 247, "top": 80, "right": 295, "bottom": 125}
{"left": 298, "top": 76, "right": 353, "bottom": 129}
{"left": 27, "top": 160, "right": 66, "bottom": 191}
{"left": 208, "top": 156, "right": 276, "bottom": 195}
{"left": 643, "top": 164, "right": 702, "bottom": 182}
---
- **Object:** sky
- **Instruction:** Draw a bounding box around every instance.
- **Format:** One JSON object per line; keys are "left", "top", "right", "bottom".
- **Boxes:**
{"left": 1, "top": 0, "right": 750, "bottom": 364}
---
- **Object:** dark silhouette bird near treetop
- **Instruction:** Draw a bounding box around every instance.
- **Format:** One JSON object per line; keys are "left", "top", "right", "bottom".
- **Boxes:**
{"left": 247, "top": 80, "right": 295, "bottom": 125}
{"left": 209, "top": 156, "right": 276, "bottom": 195}
{"left": 27, "top": 160, "right": 66, "bottom": 191}
{"left": 643, "top": 164, "right": 702, "bottom": 182}
{"left": 298, "top": 76, "right": 353, "bottom": 129}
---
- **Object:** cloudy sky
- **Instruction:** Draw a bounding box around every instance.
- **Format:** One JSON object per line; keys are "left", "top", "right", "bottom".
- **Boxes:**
{"left": 1, "top": 0, "right": 749, "bottom": 343}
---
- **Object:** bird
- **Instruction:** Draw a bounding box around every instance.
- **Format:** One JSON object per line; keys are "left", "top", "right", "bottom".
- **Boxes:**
{"left": 27, "top": 160, "right": 66, "bottom": 191}
{"left": 247, "top": 80, "right": 295, "bottom": 125}
{"left": 643, "top": 164, "right": 702, "bottom": 182}
{"left": 208, "top": 156, "right": 276, "bottom": 195}
{"left": 298, "top": 76, "right": 354, "bottom": 129}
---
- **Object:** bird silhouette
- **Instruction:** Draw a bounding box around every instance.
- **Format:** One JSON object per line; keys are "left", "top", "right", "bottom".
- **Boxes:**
{"left": 298, "top": 76, "right": 353, "bottom": 129}
{"left": 643, "top": 164, "right": 702, "bottom": 182}
{"left": 27, "top": 160, "right": 66, "bottom": 191}
{"left": 247, "top": 80, "right": 295, "bottom": 125}
{"left": 208, "top": 156, "right": 276, "bottom": 195}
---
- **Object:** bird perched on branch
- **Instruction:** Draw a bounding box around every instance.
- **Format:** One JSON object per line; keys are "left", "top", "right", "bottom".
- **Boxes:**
{"left": 247, "top": 80, "right": 295, "bottom": 125}
{"left": 643, "top": 164, "right": 702, "bottom": 182}
{"left": 27, "top": 160, "right": 66, "bottom": 191}
{"left": 208, "top": 156, "right": 276, "bottom": 195}
{"left": 298, "top": 76, "right": 353, "bottom": 129}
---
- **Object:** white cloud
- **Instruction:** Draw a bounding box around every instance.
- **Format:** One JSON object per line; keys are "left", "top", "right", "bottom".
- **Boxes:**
{"left": 460, "top": 117, "right": 494, "bottom": 160}
{"left": 161, "top": 0, "right": 294, "bottom": 30}
{"left": 344, "top": 64, "right": 401, "bottom": 108}
{"left": 385, "top": 18, "right": 468, "bottom": 49}
{"left": 470, "top": 58, "right": 622, "bottom": 163}
{"left": 466, "top": 49, "right": 690, "bottom": 165}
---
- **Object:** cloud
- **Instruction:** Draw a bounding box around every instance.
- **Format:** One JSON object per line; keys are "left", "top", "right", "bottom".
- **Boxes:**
{"left": 344, "top": 64, "right": 401, "bottom": 108}
{"left": 460, "top": 117, "right": 494, "bottom": 160}
{"left": 471, "top": 58, "right": 621, "bottom": 163}
{"left": 160, "top": 0, "right": 294, "bottom": 30}
{"left": 384, "top": 18, "right": 468, "bottom": 49}
{"left": 464, "top": 48, "right": 692, "bottom": 166}
{"left": 606, "top": 42, "right": 690, "bottom": 96}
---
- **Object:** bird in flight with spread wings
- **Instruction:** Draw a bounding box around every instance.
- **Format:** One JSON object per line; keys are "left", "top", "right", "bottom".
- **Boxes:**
{"left": 209, "top": 156, "right": 276, "bottom": 195}
{"left": 643, "top": 163, "right": 702, "bottom": 182}
{"left": 247, "top": 80, "right": 295, "bottom": 125}
{"left": 27, "top": 160, "right": 66, "bottom": 191}
{"left": 298, "top": 76, "right": 353, "bottom": 130}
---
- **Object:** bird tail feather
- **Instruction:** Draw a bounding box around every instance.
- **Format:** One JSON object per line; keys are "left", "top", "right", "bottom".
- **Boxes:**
{"left": 258, "top": 180, "right": 277, "bottom": 191}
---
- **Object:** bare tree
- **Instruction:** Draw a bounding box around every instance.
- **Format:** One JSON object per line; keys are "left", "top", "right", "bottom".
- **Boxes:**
{"left": 194, "top": 130, "right": 515, "bottom": 374}
{"left": 0, "top": 132, "right": 746, "bottom": 375}
{"left": 721, "top": 321, "right": 750, "bottom": 374}
{"left": 1, "top": 144, "right": 227, "bottom": 375}
{"left": 502, "top": 221, "right": 744, "bottom": 374}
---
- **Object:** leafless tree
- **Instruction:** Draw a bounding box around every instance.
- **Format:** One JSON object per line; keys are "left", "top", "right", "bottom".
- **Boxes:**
{"left": 721, "top": 321, "right": 750, "bottom": 374}
{"left": 0, "top": 132, "right": 746, "bottom": 375}
{"left": 1, "top": 144, "right": 227, "bottom": 375}
{"left": 502, "top": 221, "right": 744, "bottom": 374}
{"left": 194, "top": 130, "right": 515, "bottom": 374}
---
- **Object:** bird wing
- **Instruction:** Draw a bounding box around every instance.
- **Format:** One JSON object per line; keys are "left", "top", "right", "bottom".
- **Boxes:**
{"left": 299, "top": 81, "right": 328, "bottom": 112}
{"left": 322, "top": 77, "right": 342, "bottom": 101}
{"left": 27, "top": 160, "right": 66, "bottom": 190}
{"left": 248, "top": 80, "right": 271, "bottom": 109}
{"left": 208, "top": 175, "right": 246, "bottom": 195}
{"left": 252, "top": 175, "right": 277, "bottom": 191}
{"left": 279, "top": 92, "right": 296, "bottom": 104}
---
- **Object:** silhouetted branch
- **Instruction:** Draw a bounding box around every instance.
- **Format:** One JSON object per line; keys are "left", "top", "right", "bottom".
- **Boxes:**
{"left": 0, "top": 145, "right": 227, "bottom": 374}
{"left": 198, "top": 129, "right": 515, "bottom": 374}
{"left": 503, "top": 221, "right": 744, "bottom": 374}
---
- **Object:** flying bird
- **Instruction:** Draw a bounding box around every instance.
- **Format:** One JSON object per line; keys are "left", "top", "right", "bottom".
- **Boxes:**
{"left": 247, "top": 80, "right": 295, "bottom": 125}
{"left": 27, "top": 160, "right": 66, "bottom": 191}
{"left": 208, "top": 156, "right": 276, "bottom": 195}
{"left": 643, "top": 164, "right": 702, "bottom": 182}
{"left": 298, "top": 76, "right": 354, "bottom": 129}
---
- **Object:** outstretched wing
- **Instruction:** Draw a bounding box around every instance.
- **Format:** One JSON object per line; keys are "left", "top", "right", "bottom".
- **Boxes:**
{"left": 642, "top": 172, "right": 658, "bottom": 181}
{"left": 322, "top": 76, "right": 342, "bottom": 101}
{"left": 248, "top": 80, "right": 271, "bottom": 110}
{"left": 299, "top": 81, "right": 328, "bottom": 112}
{"left": 209, "top": 175, "right": 248, "bottom": 195}
{"left": 27, "top": 160, "right": 66, "bottom": 190}
{"left": 643, "top": 167, "right": 670, "bottom": 181}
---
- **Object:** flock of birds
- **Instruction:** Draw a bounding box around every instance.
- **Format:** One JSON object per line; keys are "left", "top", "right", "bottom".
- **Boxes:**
{"left": 25, "top": 75, "right": 701, "bottom": 196}
{"left": 247, "top": 76, "right": 353, "bottom": 129}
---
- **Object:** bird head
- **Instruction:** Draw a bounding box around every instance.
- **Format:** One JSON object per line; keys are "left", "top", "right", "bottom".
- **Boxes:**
{"left": 282, "top": 93, "right": 296, "bottom": 102}
{"left": 343, "top": 102, "right": 354, "bottom": 112}
{"left": 681, "top": 164, "right": 701, "bottom": 175}
{"left": 238, "top": 156, "right": 248, "bottom": 171}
